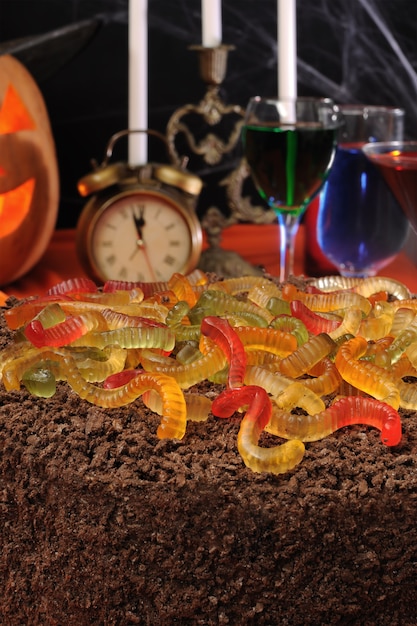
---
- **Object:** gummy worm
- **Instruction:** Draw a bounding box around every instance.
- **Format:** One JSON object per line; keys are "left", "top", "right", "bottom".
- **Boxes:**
{"left": 243, "top": 364, "right": 325, "bottom": 413}
{"left": 211, "top": 385, "right": 305, "bottom": 475}
{"left": 391, "top": 307, "right": 416, "bottom": 337}
{"left": 385, "top": 313, "right": 417, "bottom": 364}
{"left": 24, "top": 311, "right": 108, "bottom": 348}
{"left": 234, "top": 326, "right": 297, "bottom": 356}
{"left": 165, "top": 301, "right": 191, "bottom": 327}
{"left": 139, "top": 343, "right": 227, "bottom": 389}
{"left": 210, "top": 275, "right": 274, "bottom": 296}
{"left": 72, "top": 290, "right": 143, "bottom": 306}
{"left": 69, "top": 325, "right": 176, "bottom": 352}
{"left": 269, "top": 314, "right": 309, "bottom": 346}
{"left": 106, "top": 280, "right": 169, "bottom": 298}
{"left": 246, "top": 280, "right": 284, "bottom": 309}
{"left": 4, "top": 299, "right": 168, "bottom": 330}
{"left": 34, "top": 303, "right": 66, "bottom": 328}
{"left": 6, "top": 349, "right": 187, "bottom": 439}
{"left": 244, "top": 365, "right": 293, "bottom": 397}
{"left": 281, "top": 283, "right": 372, "bottom": 315}
{"left": 189, "top": 289, "right": 272, "bottom": 327}
{"left": 244, "top": 350, "right": 283, "bottom": 368}
{"left": 290, "top": 300, "right": 341, "bottom": 335}
{"left": 335, "top": 336, "right": 400, "bottom": 409}
{"left": 302, "top": 358, "right": 342, "bottom": 396}
{"left": 310, "top": 275, "right": 410, "bottom": 300}
{"left": 2, "top": 346, "right": 65, "bottom": 391}
{"left": 279, "top": 333, "right": 336, "bottom": 378}
{"left": 391, "top": 356, "right": 417, "bottom": 410}
{"left": 201, "top": 316, "right": 247, "bottom": 388}
{"left": 142, "top": 388, "right": 212, "bottom": 422}
{"left": 266, "top": 297, "right": 291, "bottom": 317}
{"left": 46, "top": 277, "right": 98, "bottom": 296}
{"left": 100, "top": 308, "right": 166, "bottom": 330}
{"left": 275, "top": 381, "right": 326, "bottom": 414}
{"left": 327, "top": 307, "right": 363, "bottom": 341}
{"left": 267, "top": 395, "right": 401, "bottom": 446}
{"left": 358, "top": 301, "right": 394, "bottom": 341}
{"left": 72, "top": 347, "right": 127, "bottom": 383}
{"left": 21, "top": 362, "right": 58, "bottom": 398}
{"left": 168, "top": 272, "right": 198, "bottom": 307}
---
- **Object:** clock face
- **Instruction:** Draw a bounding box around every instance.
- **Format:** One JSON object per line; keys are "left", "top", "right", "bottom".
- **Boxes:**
{"left": 88, "top": 190, "right": 200, "bottom": 282}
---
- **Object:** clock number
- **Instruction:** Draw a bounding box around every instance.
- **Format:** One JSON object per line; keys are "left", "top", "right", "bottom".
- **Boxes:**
{"left": 164, "top": 254, "right": 176, "bottom": 266}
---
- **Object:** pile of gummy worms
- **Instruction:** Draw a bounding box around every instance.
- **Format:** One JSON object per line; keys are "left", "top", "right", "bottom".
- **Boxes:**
{"left": 0, "top": 270, "right": 415, "bottom": 475}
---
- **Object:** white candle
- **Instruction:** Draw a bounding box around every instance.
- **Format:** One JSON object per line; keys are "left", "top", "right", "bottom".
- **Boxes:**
{"left": 128, "top": 0, "right": 148, "bottom": 164}
{"left": 202, "top": 0, "right": 222, "bottom": 47}
{"left": 277, "top": 0, "right": 297, "bottom": 100}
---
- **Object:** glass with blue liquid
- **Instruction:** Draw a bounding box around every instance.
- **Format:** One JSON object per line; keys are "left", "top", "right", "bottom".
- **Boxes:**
{"left": 316, "top": 105, "right": 409, "bottom": 277}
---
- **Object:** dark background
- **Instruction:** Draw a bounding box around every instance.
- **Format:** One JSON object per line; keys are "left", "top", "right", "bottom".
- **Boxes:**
{"left": 0, "top": 0, "right": 416, "bottom": 229}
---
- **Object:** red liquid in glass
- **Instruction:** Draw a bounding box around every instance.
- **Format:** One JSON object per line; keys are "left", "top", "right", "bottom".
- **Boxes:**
{"left": 369, "top": 150, "right": 417, "bottom": 233}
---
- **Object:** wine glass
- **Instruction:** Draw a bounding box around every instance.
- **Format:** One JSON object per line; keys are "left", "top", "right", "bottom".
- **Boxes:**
{"left": 242, "top": 97, "right": 341, "bottom": 282}
{"left": 362, "top": 141, "right": 417, "bottom": 235}
{"left": 315, "top": 106, "right": 409, "bottom": 278}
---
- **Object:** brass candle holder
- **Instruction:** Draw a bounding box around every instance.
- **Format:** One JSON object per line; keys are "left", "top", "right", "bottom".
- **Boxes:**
{"left": 166, "top": 45, "right": 276, "bottom": 277}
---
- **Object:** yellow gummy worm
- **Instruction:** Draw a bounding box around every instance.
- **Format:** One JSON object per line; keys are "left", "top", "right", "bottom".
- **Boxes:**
{"left": 139, "top": 343, "right": 227, "bottom": 389}
{"left": 238, "top": 417, "right": 305, "bottom": 475}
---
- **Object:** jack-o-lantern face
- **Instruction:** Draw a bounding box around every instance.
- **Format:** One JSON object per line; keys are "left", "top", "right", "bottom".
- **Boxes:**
{"left": 0, "top": 55, "right": 59, "bottom": 286}
{"left": 0, "top": 84, "right": 36, "bottom": 237}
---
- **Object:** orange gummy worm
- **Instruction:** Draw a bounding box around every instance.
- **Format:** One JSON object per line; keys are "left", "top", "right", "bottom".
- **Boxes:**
{"left": 142, "top": 388, "right": 212, "bottom": 422}
{"left": 37, "top": 350, "right": 187, "bottom": 438}
{"left": 235, "top": 326, "right": 297, "bottom": 356}
{"left": 335, "top": 336, "right": 400, "bottom": 409}
{"left": 168, "top": 272, "right": 199, "bottom": 307}
{"left": 302, "top": 358, "right": 342, "bottom": 396}
{"left": 279, "top": 333, "right": 336, "bottom": 378}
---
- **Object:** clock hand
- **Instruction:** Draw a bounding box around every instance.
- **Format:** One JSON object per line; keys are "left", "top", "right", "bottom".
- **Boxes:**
{"left": 133, "top": 207, "right": 146, "bottom": 245}
{"left": 131, "top": 207, "right": 157, "bottom": 281}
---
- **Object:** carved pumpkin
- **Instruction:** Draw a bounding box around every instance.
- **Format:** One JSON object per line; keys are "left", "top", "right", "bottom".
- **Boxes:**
{"left": 0, "top": 55, "right": 59, "bottom": 286}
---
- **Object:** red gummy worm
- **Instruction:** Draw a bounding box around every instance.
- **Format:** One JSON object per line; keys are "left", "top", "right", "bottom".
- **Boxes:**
{"left": 103, "top": 369, "right": 143, "bottom": 389}
{"left": 290, "top": 300, "right": 341, "bottom": 335}
{"left": 24, "top": 313, "right": 104, "bottom": 348}
{"left": 201, "top": 316, "right": 247, "bottom": 389}
{"left": 332, "top": 395, "right": 401, "bottom": 446}
{"left": 46, "top": 277, "right": 98, "bottom": 296}
{"left": 212, "top": 385, "right": 272, "bottom": 430}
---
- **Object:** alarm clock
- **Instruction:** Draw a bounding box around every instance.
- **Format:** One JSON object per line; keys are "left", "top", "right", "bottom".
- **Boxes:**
{"left": 76, "top": 129, "right": 204, "bottom": 284}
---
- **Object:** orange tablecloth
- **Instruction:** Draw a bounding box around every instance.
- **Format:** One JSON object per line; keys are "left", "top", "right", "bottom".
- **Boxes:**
{"left": 2, "top": 225, "right": 417, "bottom": 302}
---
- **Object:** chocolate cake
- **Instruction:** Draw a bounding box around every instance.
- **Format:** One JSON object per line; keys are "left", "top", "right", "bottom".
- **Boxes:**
{"left": 1, "top": 278, "right": 417, "bottom": 626}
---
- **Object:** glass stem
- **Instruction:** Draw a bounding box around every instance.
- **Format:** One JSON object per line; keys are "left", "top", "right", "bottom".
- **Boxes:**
{"left": 277, "top": 213, "right": 301, "bottom": 282}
